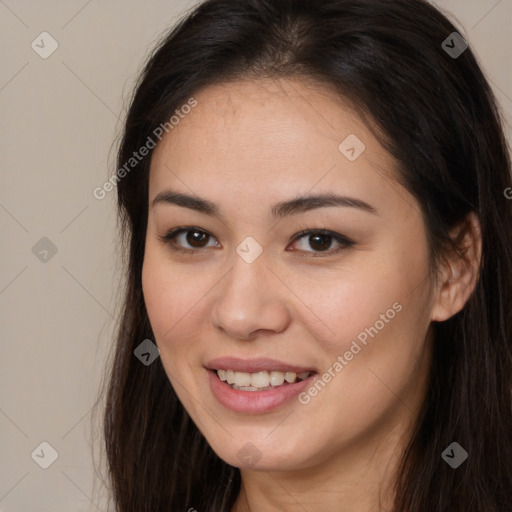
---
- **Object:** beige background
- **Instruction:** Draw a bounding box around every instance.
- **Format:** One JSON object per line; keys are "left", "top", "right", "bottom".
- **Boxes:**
{"left": 1, "top": 1, "right": 511, "bottom": 511}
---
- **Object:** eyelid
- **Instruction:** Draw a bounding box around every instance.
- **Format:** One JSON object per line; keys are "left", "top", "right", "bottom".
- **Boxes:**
{"left": 158, "top": 226, "right": 355, "bottom": 255}
{"left": 290, "top": 228, "right": 355, "bottom": 251}
{"left": 158, "top": 226, "right": 220, "bottom": 253}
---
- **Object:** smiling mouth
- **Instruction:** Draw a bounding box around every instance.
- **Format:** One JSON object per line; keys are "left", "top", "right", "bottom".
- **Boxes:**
{"left": 215, "top": 369, "right": 315, "bottom": 391}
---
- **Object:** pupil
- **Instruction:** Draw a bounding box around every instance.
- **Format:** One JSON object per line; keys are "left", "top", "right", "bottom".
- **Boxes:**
{"left": 310, "top": 234, "right": 331, "bottom": 251}
{"left": 187, "top": 231, "right": 208, "bottom": 247}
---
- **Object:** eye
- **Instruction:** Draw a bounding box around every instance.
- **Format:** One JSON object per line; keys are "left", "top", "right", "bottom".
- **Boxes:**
{"left": 158, "top": 227, "right": 220, "bottom": 254}
{"left": 288, "top": 228, "right": 355, "bottom": 257}
{"left": 158, "top": 226, "right": 355, "bottom": 256}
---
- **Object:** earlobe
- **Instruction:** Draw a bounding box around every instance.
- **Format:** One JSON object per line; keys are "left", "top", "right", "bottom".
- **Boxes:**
{"left": 430, "top": 212, "right": 482, "bottom": 322}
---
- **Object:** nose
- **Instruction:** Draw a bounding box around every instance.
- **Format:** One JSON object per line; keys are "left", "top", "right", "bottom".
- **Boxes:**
{"left": 210, "top": 253, "right": 291, "bottom": 341}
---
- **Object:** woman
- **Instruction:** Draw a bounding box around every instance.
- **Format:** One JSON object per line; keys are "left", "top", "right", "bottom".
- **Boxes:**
{"left": 100, "top": 0, "right": 512, "bottom": 510}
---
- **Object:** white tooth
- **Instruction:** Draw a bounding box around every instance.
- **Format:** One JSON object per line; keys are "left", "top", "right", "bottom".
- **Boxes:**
{"left": 284, "top": 371, "right": 297, "bottom": 383}
{"left": 226, "top": 370, "right": 236, "bottom": 384}
{"left": 234, "top": 371, "right": 251, "bottom": 387}
{"left": 217, "top": 369, "right": 227, "bottom": 381}
{"left": 232, "top": 384, "right": 240, "bottom": 390}
{"left": 250, "top": 371, "right": 270, "bottom": 388}
{"left": 269, "top": 371, "right": 285, "bottom": 386}
{"left": 298, "top": 372, "right": 310, "bottom": 381}
{"left": 238, "top": 386, "right": 258, "bottom": 391}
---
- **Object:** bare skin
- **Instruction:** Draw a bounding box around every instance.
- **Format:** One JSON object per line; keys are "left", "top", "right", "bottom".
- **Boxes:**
{"left": 141, "top": 77, "right": 481, "bottom": 511}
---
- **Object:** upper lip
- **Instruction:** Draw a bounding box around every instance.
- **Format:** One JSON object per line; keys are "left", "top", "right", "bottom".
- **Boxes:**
{"left": 205, "top": 357, "right": 317, "bottom": 374}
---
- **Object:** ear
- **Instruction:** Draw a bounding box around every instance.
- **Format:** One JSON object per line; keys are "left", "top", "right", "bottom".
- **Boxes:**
{"left": 430, "top": 212, "right": 482, "bottom": 322}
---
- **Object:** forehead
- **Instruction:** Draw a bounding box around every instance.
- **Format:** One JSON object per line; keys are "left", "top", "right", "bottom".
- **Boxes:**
{"left": 148, "top": 77, "right": 403, "bottom": 216}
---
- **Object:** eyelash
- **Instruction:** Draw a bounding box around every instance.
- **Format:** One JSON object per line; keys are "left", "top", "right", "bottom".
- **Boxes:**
{"left": 158, "top": 226, "right": 355, "bottom": 257}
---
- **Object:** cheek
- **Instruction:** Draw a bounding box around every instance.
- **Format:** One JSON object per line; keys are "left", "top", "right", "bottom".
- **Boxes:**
{"left": 142, "top": 254, "right": 173, "bottom": 337}
{"left": 308, "top": 276, "right": 432, "bottom": 422}
{"left": 308, "top": 243, "right": 433, "bottom": 412}
{"left": 141, "top": 247, "right": 214, "bottom": 368}
{"left": 142, "top": 250, "right": 191, "bottom": 351}
{"left": 141, "top": 252, "right": 204, "bottom": 407}
{"left": 313, "top": 260, "right": 430, "bottom": 358}
{"left": 296, "top": 292, "right": 432, "bottom": 456}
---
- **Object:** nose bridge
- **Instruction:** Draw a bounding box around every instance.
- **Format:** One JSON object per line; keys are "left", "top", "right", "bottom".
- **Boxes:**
{"left": 211, "top": 244, "right": 289, "bottom": 339}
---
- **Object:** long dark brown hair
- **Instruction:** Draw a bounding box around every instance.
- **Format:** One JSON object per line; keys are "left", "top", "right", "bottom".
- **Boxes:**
{"left": 94, "top": 0, "right": 512, "bottom": 510}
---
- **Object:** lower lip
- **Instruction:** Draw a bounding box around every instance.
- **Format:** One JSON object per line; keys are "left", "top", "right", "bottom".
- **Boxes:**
{"left": 207, "top": 369, "right": 316, "bottom": 413}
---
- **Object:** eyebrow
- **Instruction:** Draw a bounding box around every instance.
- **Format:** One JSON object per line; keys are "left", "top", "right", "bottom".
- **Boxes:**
{"left": 151, "top": 189, "right": 378, "bottom": 219}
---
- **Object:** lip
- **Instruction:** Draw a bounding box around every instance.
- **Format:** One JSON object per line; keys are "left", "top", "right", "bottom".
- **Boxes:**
{"left": 206, "top": 365, "right": 317, "bottom": 414}
{"left": 205, "top": 356, "right": 317, "bottom": 374}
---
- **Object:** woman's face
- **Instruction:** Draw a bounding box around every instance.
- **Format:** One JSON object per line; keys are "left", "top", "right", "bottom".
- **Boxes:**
{"left": 142, "top": 78, "right": 438, "bottom": 471}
